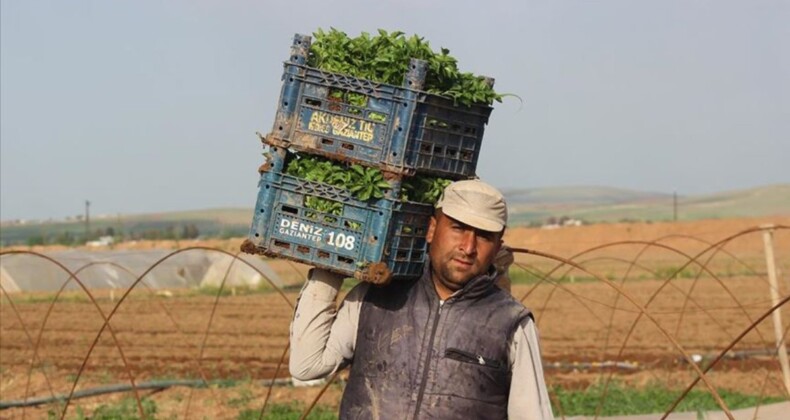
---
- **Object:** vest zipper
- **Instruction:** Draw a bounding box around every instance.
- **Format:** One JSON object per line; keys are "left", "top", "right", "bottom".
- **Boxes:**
{"left": 445, "top": 348, "right": 504, "bottom": 369}
{"left": 413, "top": 301, "right": 443, "bottom": 417}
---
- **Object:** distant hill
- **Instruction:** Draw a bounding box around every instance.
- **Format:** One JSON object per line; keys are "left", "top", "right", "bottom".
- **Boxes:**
{"left": 2, "top": 185, "right": 788, "bottom": 246}
{"left": 505, "top": 186, "right": 671, "bottom": 206}
{"left": 506, "top": 184, "right": 790, "bottom": 225}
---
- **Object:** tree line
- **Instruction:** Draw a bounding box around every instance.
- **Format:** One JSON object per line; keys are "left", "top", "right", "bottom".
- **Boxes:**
{"left": 25, "top": 223, "right": 203, "bottom": 246}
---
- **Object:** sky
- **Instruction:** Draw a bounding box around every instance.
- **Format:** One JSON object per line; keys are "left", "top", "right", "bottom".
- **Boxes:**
{"left": 1, "top": 0, "right": 788, "bottom": 221}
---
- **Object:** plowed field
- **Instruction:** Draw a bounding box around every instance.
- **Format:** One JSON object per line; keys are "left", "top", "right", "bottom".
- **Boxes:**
{"left": 2, "top": 216, "right": 789, "bottom": 418}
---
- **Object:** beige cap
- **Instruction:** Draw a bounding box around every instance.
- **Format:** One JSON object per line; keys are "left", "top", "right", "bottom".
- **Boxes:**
{"left": 436, "top": 179, "right": 507, "bottom": 232}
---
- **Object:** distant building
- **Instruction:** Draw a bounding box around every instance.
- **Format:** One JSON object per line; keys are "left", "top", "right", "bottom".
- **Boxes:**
{"left": 86, "top": 236, "right": 115, "bottom": 247}
{"left": 541, "top": 217, "right": 583, "bottom": 229}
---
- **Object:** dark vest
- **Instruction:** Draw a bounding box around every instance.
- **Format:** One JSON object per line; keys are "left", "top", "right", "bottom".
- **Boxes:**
{"left": 340, "top": 268, "right": 532, "bottom": 419}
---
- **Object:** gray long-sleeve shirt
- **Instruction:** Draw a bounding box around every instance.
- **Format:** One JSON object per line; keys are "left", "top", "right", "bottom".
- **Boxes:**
{"left": 289, "top": 269, "right": 555, "bottom": 419}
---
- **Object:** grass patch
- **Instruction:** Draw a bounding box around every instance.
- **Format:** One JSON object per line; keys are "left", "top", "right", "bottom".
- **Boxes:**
{"left": 237, "top": 402, "right": 337, "bottom": 420}
{"left": 6, "top": 291, "right": 91, "bottom": 304}
{"left": 507, "top": 264, "right": 752, "bottom": 286}
{"left": 654, "top": 265, "right": 699, "bottom": 280}
{"left": 194, "top": 284, "right": 276, "bottom": 297}
{"left": 48, "top": 397, "right": 157, "bottom": 419}
{"left": 552, "top": 381, "right": 786, "bottom": 416}
{"left": 508, "top": 269, "right": 597, "bottom": 285}
{"left": 3, "top": 289, "right": 167, "bottom": 305}
{"left": 227, "top": 386, "right": 255, "bottom": 408}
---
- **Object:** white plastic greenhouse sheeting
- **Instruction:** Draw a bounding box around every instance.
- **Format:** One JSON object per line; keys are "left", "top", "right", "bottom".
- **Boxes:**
{"left": 0, "top": 249, "right": 284, "bottom": 293}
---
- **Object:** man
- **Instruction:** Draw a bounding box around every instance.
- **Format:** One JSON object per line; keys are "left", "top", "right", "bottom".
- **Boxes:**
{"left": 289, "top": 179, "right": 553, "bottom": 419}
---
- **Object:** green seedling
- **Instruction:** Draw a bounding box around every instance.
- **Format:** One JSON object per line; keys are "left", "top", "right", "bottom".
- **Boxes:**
{"left": 308, "top": 28, "right": 502, "bottom": 107}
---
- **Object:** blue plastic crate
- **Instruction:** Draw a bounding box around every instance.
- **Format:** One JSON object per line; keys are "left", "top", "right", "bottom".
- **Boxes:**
{"left": 265, "top": 33, "right": 493, "bottom": 179}
{"left": 241, "top": 147, "right": 433, "bottom": 283}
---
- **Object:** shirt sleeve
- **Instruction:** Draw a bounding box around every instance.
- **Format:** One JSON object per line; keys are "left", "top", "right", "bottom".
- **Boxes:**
{"left": 288, "top": 268, "right": 368, "bottom": 381}
{"left": 508, "top": 317, "right": 554, "bottom": 420}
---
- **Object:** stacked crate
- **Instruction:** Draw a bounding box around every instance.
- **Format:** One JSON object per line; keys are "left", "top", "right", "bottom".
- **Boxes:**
{"left": 240, "top": 34, "right": 494, "bottom": 283}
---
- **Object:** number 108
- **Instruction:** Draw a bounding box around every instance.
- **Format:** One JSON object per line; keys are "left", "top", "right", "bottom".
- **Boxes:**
{"left": 327, "top": 232, "right": 356, "bottom": 250}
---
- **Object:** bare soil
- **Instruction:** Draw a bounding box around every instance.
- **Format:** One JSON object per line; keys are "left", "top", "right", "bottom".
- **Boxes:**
{"left": 2, "top": 216, "right": 789, "bottom": 418}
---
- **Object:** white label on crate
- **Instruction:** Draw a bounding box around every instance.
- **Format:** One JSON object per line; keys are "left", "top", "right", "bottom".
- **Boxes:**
{"left": 278, "top": 218, "right": 357, "bottom": 251}
{"left": 278, "top": 219, "right": 323, "bottom": 243}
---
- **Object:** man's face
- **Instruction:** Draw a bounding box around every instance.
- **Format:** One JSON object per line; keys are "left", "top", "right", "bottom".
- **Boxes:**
{"left": 426, "top": 211, "right": 503, "bottom": 297}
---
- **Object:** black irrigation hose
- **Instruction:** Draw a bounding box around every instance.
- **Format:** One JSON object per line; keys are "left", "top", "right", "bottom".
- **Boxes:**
{"left": 0, "top": 378, "right": 293, "bottom": 409}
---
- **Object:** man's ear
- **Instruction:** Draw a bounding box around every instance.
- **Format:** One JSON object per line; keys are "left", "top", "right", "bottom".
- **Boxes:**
{"left": 426, "top": 216, "right": 437, "bottom": 244}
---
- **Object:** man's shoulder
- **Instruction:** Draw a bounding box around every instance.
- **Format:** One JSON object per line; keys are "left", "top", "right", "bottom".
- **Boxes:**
{"left": 364, "top": 275, "right": 420, "bottom": 296}
{"left": 359, "top": 276, "right": 422, "bottom": 312}
{"left": 488, "top": 287, "right": 533, "bottom": 319}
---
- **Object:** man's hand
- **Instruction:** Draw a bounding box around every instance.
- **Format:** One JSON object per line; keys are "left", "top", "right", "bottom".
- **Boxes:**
{"left": 312, "top": 264, "right": 391, "bottom": 287}
{"left": 355, "top": 262, "right": 392, "bottom": 286}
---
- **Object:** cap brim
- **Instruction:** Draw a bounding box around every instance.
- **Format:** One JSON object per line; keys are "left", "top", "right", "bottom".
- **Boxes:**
{"left": 441, "top": 204, "right": 504, "bottom": 232}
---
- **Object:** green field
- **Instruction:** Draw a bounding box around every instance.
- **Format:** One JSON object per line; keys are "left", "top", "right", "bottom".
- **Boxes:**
{"left": 0, "top": 208, "right": 252, "bottom": 247}
{"left": 507, "top": 184, "right": 790, "bottom": 225}
{"left": 3, "top": 185, "right": 788, "bottom": 246}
